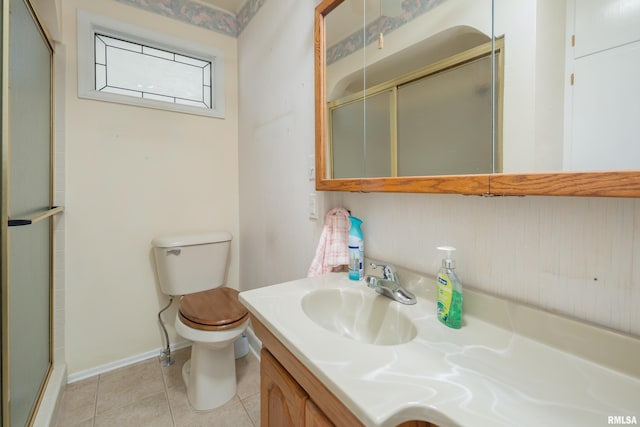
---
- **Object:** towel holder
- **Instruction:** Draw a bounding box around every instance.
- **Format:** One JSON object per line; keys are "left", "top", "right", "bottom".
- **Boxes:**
{"left": 8, "top": 206, "right": 64, "bottom": 227}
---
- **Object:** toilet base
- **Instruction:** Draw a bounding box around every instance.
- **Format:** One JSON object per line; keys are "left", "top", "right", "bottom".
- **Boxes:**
{"left": 182, "top": 342, "right": 236, "bottom": 411}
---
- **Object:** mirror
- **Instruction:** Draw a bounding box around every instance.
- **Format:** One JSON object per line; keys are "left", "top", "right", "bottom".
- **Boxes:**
{"left": 314, "top": 0, "right": 640, "bottom": 197}
{"left": 325, "top": 0, "right": 496, "bottom": 178}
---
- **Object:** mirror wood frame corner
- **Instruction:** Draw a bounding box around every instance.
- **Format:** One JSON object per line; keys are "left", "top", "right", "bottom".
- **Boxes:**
{"left": 314, "top": 0, "right": 640, "bottom": 198}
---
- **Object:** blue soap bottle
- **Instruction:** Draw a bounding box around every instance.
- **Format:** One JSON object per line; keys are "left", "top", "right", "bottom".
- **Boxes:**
{"left": 348, "top": 216, "right": 364, "bottom": 280}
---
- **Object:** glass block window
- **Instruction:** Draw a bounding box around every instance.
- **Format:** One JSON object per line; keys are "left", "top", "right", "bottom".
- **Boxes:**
{"left": 94, "top": 34, "right": 212, "bottom": 109}
{"left": 77, "top": 10, "right": 225, "bottom": 118}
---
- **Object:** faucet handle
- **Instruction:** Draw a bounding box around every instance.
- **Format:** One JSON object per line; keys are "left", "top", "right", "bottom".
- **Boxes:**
{"left": 369, "top": 262, "right": 398, "bottom": 281}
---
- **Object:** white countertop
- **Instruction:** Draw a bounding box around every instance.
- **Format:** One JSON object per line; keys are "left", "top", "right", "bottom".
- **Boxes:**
{"left": 239, "top": 269, "right": 640, "bottom": 427}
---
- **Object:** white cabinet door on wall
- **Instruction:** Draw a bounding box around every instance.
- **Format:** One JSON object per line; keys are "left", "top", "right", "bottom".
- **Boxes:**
{"left": 574, "top": 0, "right": 640, "bottom": 57}
{"left": 564, "top": 0, "right": 640, "bottom": 171}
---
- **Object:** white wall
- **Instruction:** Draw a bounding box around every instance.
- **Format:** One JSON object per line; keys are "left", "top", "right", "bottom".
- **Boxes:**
{"left": 238, "top": 0, "right": 321, "bottom": 290}
{"left": 337, "top": 193, "right": 640, "bottom": 335}
{"left": 495, "top": 0, "right": 567, "bottom": 172}
{"left": 239, "top": 1, "right": 640, "bottom": 336}
{"left": 62, "top": 0, "right": 239, "bottom": 375}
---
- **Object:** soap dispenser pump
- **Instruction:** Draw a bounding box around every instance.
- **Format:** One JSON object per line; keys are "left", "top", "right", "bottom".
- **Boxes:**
{"left": 436, "top": 246, "right": 463, "bottom": 329}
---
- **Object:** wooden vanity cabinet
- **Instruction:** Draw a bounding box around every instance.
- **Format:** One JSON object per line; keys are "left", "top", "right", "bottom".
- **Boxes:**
{"left": 305, "top": 399, "right": 334, "bottom": 427}
{"left": 261, "top": 349, "right": 306, "bottom": 426}
{"left": 261, "top": 349, "right": 334, "bottom": 426}
{"left": 253, "top": 316, "right": 436, "bottom": 427}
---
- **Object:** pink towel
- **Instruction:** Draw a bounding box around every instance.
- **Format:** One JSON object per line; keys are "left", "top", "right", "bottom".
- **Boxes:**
{"left": 307, "top": 208, "right": 350, "bottom": 277}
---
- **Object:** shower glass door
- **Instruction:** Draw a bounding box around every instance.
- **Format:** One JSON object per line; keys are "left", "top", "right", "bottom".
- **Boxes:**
{"left": 1, "top": 0, "right": 54, "bottom": 425}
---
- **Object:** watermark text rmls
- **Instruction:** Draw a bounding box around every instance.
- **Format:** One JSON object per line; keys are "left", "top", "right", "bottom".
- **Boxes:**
{"left": 608, "top": 415, "right": 638, "bottom": 425}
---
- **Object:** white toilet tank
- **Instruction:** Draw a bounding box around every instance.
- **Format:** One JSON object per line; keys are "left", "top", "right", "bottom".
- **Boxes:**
{"left": 152, "top": 231, "right": 232, "bottom": 296}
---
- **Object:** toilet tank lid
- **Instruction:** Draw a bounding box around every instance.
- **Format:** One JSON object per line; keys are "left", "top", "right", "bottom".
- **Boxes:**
{"left": 152, "top": 231, "right": 232, "bottom": 248}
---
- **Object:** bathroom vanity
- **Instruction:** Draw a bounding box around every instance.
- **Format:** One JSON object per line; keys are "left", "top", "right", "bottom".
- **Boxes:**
{"left": 253, "top": 316, "right": 432, "bottom": 427}
{"left": 239, "top": 268, "right": 640, "bottom": 427}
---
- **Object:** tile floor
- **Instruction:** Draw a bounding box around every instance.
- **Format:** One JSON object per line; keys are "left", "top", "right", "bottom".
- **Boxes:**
{"left": 55, "top": 347, "right": 260, "bottom": 427}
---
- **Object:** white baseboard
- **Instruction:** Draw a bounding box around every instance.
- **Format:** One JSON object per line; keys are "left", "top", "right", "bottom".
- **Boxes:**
{"left": 67, "top": 341, "right": 191, "bottom": 384}
{"left": 245, "top": 323, "right": 262, "bottom": 361}
{"left": 67, "top": 325, "right": 263, "bottom": 384}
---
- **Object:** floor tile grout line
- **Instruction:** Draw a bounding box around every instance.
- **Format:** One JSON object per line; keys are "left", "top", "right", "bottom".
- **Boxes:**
{"left": 92, "top": 374, "right": 100, "bottom": 427}
{"left": 158, "top": 356, "right": 178, "bottom": 427}
{"left": 89, "top": 359, "right": 173, "bottom": 424}
{"left": 239, "top": 395, "right": 258, "bottom": 427}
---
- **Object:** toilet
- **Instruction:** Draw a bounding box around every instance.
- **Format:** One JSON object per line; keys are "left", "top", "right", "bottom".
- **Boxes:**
{"left": 151, "top": 231, "right": 249, "bottom": 411}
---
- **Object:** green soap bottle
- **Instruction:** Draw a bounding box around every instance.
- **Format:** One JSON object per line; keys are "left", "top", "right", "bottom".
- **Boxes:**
{"left": 436, "top": 246, "right": 463, "bottom": 329}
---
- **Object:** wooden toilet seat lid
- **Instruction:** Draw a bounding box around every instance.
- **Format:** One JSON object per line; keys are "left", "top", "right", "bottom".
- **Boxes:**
{"left": 179, "top": 287, "right": 249, "bottom": 331}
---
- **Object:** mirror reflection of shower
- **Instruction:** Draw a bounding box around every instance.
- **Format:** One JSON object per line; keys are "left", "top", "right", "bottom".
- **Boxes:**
{"left": 349, "top": 0, "right": 405, "bottom": 18}
{"left": 380, "top": 0, "right": 403, "bottom": 17}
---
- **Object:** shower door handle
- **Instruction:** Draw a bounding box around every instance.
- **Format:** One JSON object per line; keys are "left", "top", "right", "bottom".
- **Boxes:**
{"left": 8, "top": 206, "right": 64, "bottom": 227}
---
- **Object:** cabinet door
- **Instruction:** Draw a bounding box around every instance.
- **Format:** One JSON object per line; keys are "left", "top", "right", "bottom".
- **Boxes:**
{"left": 565, "top": 0, "right": 640, "bottom": 170}
{"left": 574, "top": 0, "right": 640, "bottom": 57}
{"left": 305, "top": 399, "right": 334, "bottom": 427}
{"left": 261, "top": 349, "right": 308, "bottom": 427}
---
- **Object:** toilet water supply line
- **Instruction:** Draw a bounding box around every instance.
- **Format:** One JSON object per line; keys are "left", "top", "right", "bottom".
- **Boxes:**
{"left": 158, "top": 297, "right": 175, "bottom": 366}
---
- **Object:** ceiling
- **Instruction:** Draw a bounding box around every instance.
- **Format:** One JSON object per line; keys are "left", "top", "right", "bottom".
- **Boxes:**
{"left": 195, "top": 0, "right": 248, "bottom": 14}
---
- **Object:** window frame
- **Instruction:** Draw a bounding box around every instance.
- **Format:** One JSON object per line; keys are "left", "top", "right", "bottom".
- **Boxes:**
{"left": 77, "top": 10, "right": 225, "bottom": 118}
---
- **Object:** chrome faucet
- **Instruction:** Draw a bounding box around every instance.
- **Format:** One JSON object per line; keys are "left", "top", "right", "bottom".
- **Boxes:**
{"left": 365, "top": 262, "right": 416, "bottom": 305}
{"left": 370, "top": 262, "right": 400, "bottom": 282}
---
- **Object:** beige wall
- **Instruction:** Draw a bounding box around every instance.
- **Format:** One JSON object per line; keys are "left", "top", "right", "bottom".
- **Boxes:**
{"left": 239, "top": 1, "right": 640, "bottom": 336}
{"left": 62, "top": 0, "right": 239, "bottom": 375}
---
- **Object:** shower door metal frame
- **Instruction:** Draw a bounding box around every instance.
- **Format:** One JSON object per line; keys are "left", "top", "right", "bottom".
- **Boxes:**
{"left": 1, "top": 0, "right": 58, "bottom": 425}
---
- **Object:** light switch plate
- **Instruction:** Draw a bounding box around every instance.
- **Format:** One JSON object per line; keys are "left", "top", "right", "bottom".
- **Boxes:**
{"left": 308, "top": 193, "right": 318, "bottom": 219}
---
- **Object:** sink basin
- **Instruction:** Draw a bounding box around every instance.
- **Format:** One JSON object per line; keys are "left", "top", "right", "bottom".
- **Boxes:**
{"left": 301, "top": 288, "right": 417, "bottom": 345}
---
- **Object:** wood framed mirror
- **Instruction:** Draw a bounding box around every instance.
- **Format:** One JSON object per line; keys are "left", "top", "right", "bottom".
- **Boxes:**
{"left": 314, "top": 0, "right": 640, "bottom": 197}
